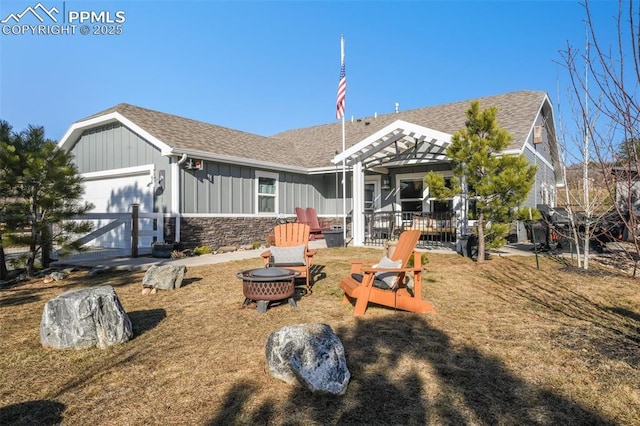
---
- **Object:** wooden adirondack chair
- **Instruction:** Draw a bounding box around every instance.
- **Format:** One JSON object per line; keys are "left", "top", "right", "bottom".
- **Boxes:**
{"left": 295, "top": 207, "right": 310, "bottom": 225}
{"left": 339, "top": 230, "right": 436, "bottom": 316}
{"left": 261, "top": 222, "right": 317, "bottom": 292}
{"left": 295, "top": 207, "right": 330, "bottom": 240}
{"left": 306, "top": 207, "right": 332, "bottom": 231}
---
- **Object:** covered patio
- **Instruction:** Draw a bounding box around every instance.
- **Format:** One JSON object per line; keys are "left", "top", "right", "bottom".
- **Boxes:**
{"left": 331, "top": 119, "right": 469, "bottom": 247}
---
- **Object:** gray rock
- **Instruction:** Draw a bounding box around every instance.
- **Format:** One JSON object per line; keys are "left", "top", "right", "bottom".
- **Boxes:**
{"left": 50, "top": 271, "right": 66, "bottom": 281}
{"left": 217, "top": 245, "right": 237, "bottom": 253}
{"left": 44, "top": 271, "right": 67, "bottom": 283}
{"left": 88, "top": 265, "right": 111, "bottom": 276}
{"left": 142, "top": 264, "right": 187, "bottom": 290}
{"left": 40, "top": 285, "right": 132, "bottom": 349}
{"left": 265, "top": 323, "right": 350, "bottom": 395}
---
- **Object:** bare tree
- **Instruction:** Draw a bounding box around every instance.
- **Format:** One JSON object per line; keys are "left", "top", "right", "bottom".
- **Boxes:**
{"left": 559, "top": 0, "right": 640, "bottom": 272}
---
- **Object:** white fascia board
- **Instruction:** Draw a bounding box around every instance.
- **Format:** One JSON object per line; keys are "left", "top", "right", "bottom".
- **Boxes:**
{"left": 501, "top": 148, "right": 523, "bottom": 155}
{"left": 307, "top": 166, "right": 352, "bottom": 175}
{"left": 167, "top": 148, "right": 310, "bottom": 174}
{"left": 81, "top": 164, "right": 154, "bottom": 180}
{"left": 58, "top": 112, "right": 173, "bottom": 154}
{"left": 331, "top": 120, "right": 451, "bottom": 164}
{"left": 521, "top": 93, "right": 558, "bottom": 155}
{"left": 522, "top": 96, "right": 549, "bottom": 149}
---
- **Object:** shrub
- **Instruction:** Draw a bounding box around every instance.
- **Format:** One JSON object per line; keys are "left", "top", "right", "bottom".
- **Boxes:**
{"left": 193, "top": 245, "right": 212, "bottom": 256}
{"left": 170, "top": 250, "right": 186, "bottom": 259}
{"left": 407, "top": 252, "right": 429, "bottom": 268}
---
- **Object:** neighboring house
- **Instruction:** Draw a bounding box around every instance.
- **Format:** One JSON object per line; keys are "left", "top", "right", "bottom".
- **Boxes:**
{"left": 613, "top": 165, "right": 640, "bottom": 214}
{"left": 58, "top": 90, "right": 562, "bottom": 250}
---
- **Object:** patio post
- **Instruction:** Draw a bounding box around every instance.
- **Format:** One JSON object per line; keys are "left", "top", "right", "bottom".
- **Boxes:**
{"left": 352, "top": 161, "right": 365, "bottom": 246}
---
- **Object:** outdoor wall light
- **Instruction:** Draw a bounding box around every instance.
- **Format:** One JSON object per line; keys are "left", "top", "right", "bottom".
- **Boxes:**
{"left": 381, "top": 174, "right": 391, "bottom": 190}
{"left": 157, "top": 170, "right": 165, "bottom": 190}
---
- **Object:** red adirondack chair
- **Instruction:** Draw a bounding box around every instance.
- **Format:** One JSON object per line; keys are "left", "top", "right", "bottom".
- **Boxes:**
{"left": 295, "top": 207, "right": 330, "bottom": 240}
{"left": 306, "top": 207, "right": 332, "bottom": 231}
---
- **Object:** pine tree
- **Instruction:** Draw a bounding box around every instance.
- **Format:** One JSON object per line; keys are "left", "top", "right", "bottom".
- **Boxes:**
{"left": 0, "top": 120, "right": 20, "bottom": 280}
{"left": 425, "top": 101, "right": 537, "bottom": 262}
{"left": 1, "top": 124, "right": 93, "bottom": 277}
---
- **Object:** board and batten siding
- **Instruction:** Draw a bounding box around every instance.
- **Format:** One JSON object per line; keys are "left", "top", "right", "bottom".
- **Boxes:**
{"left": 523, "top": 146, "right": 557, "bottom": 208}
{"left": 181, "top": 163, "right": 253, "bottom": 214}
{"left": 71, "top": 123, "right": 166, "bottom": 173}
{"left": 181, "top": 161, "right": 350, "bottom": 216}
{"left": 70, "top": 123, "right": 172, "bottom": 213}
{"left": 280, "top": 172, "right": 351, "bottom": 216}
{"left": 530, "top": 116, "right": 553, "bottom": 161}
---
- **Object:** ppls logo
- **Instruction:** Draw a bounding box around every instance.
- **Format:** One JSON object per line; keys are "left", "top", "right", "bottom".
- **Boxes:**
{"left": 2, "top": 3, "right": 59, "bottom": 23}
{"left": 2, "top": 2, "right": 126, "bottom": 36}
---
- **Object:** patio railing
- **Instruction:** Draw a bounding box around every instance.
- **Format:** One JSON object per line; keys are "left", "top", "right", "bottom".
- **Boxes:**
{"left": 364, "top": 211, "right": 457, "bottom": 247}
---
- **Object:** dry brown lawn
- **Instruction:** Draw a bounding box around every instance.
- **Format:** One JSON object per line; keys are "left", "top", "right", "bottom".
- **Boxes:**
{"left": 1, "top": 247, "right": 639, "bottom": 425}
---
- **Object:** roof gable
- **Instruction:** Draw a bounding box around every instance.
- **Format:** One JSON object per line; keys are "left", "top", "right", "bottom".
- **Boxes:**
{"left": 59, "top": 103, "right": 310, "bottom": 170}
{"left": 274, "top": 90, "right": 550, "bottom": 168}
{"left": 332, "top": 120, "right": 452, "bottom": 168}
{"left": 59, "top": 90, "right": 552, "bottom": 172}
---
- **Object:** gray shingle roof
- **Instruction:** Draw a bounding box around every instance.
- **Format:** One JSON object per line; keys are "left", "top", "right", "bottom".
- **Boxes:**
{"left": 79, "top": 104, "right": 310, "bottom": 168}
{"left": 273, "top": 90, "right": 549, "bottom": 168}
{"left": 79, "top": 90, "right": 548, "bottom": 170}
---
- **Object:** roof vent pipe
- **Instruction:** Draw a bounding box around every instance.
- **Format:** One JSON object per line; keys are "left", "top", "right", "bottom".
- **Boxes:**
{"left": 176, "top": 153, "right": 188, "bottom": 165}
{"left": 395, "top": 102, "right": 400, "bottom": 113}
{"left": 351, "top": 116, "right": 354, "bottom": 123}
{"left": 374, "top": 112, "right": 377, "bottom": 119}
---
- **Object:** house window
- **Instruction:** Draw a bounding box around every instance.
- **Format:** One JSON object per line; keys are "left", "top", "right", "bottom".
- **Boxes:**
{"left": 426, "top": 174, "right": 454, "bottom": 213}
{"left": 396, "top": 173, "right": 427, "bottom": 217}
{"left": 431, "top": 200, "right": 453, "bottom": 213}
{"left": 256, "top": 170, "right": 278, "bottom": 214}
{"left": 468, "top": 198, "right": 479, "bottom": 220}
{"left": 364, "top": 183, "right": 375, "bottom": 212}
{"left": 444, "top": 177, "right": 453, "bottom": 190}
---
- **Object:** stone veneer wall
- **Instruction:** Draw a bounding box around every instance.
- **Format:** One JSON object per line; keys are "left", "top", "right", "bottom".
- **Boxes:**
{"left": 179, "top": 217, "right": 277, "bottom": 250}
{"left": 163, "top": 216, "right": 344, "bottom": 250}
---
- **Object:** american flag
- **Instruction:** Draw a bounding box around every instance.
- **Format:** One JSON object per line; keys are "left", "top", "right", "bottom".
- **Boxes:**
{"left": 336, "top": 41, "right": 346, "bottom": 120}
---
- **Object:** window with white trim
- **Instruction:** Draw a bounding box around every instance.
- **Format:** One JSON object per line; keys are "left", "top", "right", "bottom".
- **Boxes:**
{"left": 256, "top": 170, "right": 278, "bottom": 214}
{"left": 429, "top": 175, "right": 455, "bottom": 212}
{"left": 396, "top": 173, "right": 428, "bottom": 218}
{"left": 364, "top": 178, "right": 380, "bottom": 212}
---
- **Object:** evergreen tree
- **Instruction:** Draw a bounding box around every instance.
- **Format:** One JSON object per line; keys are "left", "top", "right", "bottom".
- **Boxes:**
{"left": 1, "top": 124, "right": 93, "bottom": 277}
{"left": 0, "top": 120, "right": 20, "bottom": 280}
{"left": 425, "top": 101, "right": 537, "bottom": 262}
{"left": 617, "top": 138, "right": 640, "bottom": 163}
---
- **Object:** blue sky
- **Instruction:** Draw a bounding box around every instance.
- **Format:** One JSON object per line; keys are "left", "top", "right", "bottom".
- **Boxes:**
{"left": 0, "top": 0, "right": 618, "bottom": 142}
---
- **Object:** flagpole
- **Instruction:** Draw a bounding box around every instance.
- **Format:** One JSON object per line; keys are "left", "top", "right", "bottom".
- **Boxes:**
{"left": 342, "top": 112, "right": 346, "bottom": 245}
{"left": 340, "top": 35, "right": 347, "bottom": 245}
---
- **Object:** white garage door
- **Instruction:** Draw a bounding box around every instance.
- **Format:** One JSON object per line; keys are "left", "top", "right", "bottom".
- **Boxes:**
{"left": 81, "top": 166, "right": 155, "bottom": 250}
{"left": 83, "top": 171, "right": 153, "bottom": 213}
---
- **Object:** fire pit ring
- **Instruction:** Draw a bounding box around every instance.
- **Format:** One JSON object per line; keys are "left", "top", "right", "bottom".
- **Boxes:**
{"left": 236, "top": 268, "right": 300, "bottom": 313}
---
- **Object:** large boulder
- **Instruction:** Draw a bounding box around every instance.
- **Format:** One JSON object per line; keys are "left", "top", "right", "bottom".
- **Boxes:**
{"left": 265, "top": 323, "right": 350, "bottom": 395}
{"left": 40, "top": 285, "right": 133, "bottom": 349}
{"left": 142, "top": 265, "right": 187, "bottom": 291}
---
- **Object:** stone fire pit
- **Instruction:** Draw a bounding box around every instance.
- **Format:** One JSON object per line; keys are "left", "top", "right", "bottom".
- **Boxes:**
{"left": 237, "top": 268, "right": 300, "bottom": 313}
